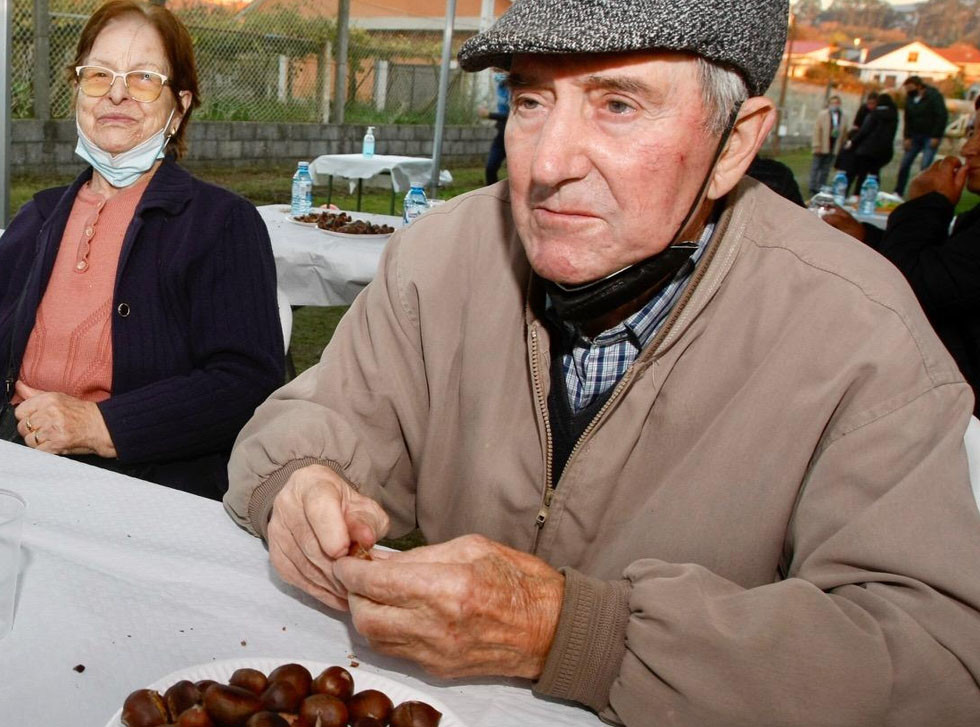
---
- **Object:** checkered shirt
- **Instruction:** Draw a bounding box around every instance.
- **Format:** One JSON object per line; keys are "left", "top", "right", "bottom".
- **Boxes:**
{"left": 552, "top": 223, "right": 713, "bottom": 413}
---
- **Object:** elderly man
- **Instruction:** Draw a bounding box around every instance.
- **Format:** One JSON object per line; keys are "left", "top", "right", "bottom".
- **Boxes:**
{"left": 808, "top": 95, "right": 848, "bottom": 195}
{"left": 226, "top": 1, "right": 980, "bottom": 725}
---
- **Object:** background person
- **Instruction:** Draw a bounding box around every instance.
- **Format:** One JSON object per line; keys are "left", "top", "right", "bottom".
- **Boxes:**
{"left": 0, "top": 0, "right": 283, "bottom": 499}
{"left": 834, "top": 91, "right": 877, "bottom": 190}
{"left": 849, "top": 91, "right": 898, "bottom": 195}
{"left": 477, "top": 71, "right": 510, "bottom": 185}
{"left": 895, "top": 75, "right": 948, "bottom": 196}
{"left": 822, "top": 95, "right": 980, "bottom": 414}
{"left": 808, "top": 95, "right": 847, "bottom": 196}
{"left": 227, "top": 0, "right": 980, "bottom": 724}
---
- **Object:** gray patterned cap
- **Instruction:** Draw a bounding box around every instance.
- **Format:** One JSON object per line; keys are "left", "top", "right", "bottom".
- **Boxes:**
{"left": 458, "top": 0, "right": 789, "bottom": 96}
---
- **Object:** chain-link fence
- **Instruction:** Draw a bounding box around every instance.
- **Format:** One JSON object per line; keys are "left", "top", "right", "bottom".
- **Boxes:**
{"left": 14, "top": 0, "right": 484, "bottom": 126}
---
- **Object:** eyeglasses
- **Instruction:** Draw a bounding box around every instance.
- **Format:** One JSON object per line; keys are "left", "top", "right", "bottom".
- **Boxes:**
{"left": 75, "top": 65, "right": 170, "bottom": 103}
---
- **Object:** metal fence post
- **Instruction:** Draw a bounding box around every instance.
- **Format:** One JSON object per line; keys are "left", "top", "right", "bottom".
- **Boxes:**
{"left": 430, "top": 0, "right": 457, "bottom": 198}
{"left": 33, "top": 0, "right": 50, "bottom": 121}
{"left": 332, "top": 0, "right": 350, "bottom": 125}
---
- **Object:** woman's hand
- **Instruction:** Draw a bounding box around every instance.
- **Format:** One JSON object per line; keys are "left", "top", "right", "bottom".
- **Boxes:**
{"left": 14, "top": 381, "right": 117, "bottom": 457}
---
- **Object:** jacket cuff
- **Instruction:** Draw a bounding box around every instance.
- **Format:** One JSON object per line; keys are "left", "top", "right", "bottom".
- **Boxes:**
{"left": 248, "top": 457, "right": 353, "bottom": 539}
{"left": 533, "top": 567, "right": 630, "bottom": 713}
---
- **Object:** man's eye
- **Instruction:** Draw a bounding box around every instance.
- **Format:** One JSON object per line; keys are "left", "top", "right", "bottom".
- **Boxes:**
{"left": 515, "top": 96, "right": 540, "bottom": 110}
{"left": 606, "top": 99, "right": 633, "bottom": 114}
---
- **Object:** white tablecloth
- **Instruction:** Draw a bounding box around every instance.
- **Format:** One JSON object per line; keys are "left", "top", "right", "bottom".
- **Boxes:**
{"left": 260, "top": 205, "right": 400, "bottom": 307}
{"left": 310, "top": 154, "right": 453, "bottom": 194}
{"left": 0, "top": 441, "right": 598, "bottom": 726}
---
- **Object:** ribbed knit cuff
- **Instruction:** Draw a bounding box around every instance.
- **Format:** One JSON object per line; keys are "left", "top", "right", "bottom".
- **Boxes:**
{"left": 248, "top": 457, "right": 354, "bottom": 539}
{"left": 533, "top": 567, "right": 630, "bottom": 713}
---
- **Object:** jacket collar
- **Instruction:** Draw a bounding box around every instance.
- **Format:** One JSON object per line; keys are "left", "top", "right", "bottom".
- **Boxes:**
{"left": 31, "top": 156, "right": 194, "bottom": 221}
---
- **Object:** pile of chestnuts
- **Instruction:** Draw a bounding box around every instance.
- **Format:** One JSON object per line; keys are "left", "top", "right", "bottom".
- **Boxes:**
{"left": 315, "top": 212, "right": 395, "bottom": 235}
{"left": 121, "top": 662, "right": 442, "bottom": 727}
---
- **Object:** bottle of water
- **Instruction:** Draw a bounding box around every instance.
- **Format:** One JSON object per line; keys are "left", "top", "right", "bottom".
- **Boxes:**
{"left": 832, "top": 171, "right": 848, "bottom": 207}
{"left": 403, "top": 184, "right": 428, "bottom": 224}
{"left": 858, "top": 174, "right": 879, "bottom": 216}
{"left": 291, "top": 161, "right": 313, "bottom": 217}
{"left": 362, "top": 126, "right": 376, "bottom": 158}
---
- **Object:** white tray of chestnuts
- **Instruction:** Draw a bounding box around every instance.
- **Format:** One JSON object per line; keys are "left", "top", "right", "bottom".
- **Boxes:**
{"left": 109, "top": 657, "right": 464, "bottom": 727}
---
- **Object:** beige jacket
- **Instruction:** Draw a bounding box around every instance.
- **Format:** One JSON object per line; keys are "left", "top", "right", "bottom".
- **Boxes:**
{"left": 227, "top": 179, "right": 980, "bottom": 726}
{"left": 812, "top": 106, "right": 848, "bottom": 155}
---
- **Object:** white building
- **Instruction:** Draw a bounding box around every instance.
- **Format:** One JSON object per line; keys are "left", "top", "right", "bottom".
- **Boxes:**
{"left": 859, "top": 40, "right": 960, "bottom": 87}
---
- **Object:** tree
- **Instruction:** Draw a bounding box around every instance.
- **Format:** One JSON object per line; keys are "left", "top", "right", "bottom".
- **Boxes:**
{"left": 792, "top": 0, "right": 823, "bottom": 25}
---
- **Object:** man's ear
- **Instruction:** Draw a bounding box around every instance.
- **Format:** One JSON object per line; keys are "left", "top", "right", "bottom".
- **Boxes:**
{"left": 706, "top": 96, "right": 777, "bottom": 200}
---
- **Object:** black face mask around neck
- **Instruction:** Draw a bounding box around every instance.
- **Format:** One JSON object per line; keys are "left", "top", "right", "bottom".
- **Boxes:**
{"left": 541, "top": 103, "right": 742, "bottom": 324}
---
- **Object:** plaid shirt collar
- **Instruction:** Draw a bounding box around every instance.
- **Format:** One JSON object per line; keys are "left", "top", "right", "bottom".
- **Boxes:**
{"left": 547, "top": 222, "right": 714, "bottom": 413}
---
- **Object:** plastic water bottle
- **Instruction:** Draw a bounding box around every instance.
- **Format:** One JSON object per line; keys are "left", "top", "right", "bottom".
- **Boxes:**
{"left": 403, "top": 184, "right": 428, "bottom": 224}
{"left": 832, "top": 171, "right": 848, "bottom": 207}
{"left": 858, "top": 174, "right": 879, "bottom": 216}
{"left": 291, "top": 161, "right": 313, "bottom": 217}
{"left": 362, "top": 126, "right": 376, "bottom": 158}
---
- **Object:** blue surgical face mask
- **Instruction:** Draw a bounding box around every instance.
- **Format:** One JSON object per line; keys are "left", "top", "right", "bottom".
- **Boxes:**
{"left": 75, "top": 107, "right": 177, "bottom": 188}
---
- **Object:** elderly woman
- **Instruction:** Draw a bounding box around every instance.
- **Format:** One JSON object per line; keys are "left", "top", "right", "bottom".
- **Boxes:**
{"left": 0, "top": 0, "right": 283, "bottom": 499}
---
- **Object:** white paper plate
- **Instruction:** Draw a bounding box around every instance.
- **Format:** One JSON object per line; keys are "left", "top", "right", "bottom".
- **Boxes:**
{"left": 284, "top": 212, "right": 324, "bottom": 226}
{"left": 106, "top": 657, "right": 465, "bottom": 726}
{"left": 317, "top": 226, "right": 393, "bottom": 240}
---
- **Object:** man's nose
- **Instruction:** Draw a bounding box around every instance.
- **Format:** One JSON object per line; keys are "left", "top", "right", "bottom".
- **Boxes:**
{"left": 528, "top": 107, "right": 591, "bottom": 187}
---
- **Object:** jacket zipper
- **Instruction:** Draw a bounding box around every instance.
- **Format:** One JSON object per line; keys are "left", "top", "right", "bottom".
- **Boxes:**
{"left": 528, "top": 324, "right": 554, "bottom": 553}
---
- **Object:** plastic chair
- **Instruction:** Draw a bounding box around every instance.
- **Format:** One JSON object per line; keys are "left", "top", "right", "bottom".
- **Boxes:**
{"left": 277, "top": 287, "right": 296, "bottom": 380}
{"left": 963, "top": 416, "right": 980, "bottom": 511}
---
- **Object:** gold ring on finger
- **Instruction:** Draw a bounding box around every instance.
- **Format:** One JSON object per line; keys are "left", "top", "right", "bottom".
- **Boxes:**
{"left": 33, "top": 430, "right": 43, "bottom": 446}
{"left": 25, "top": 417, "right": 35, "bottom": 433}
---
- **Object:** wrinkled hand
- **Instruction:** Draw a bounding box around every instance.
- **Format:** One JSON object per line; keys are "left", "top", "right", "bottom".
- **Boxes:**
{"left": 907, "top": 156, "right": 967, "bottom": 205}
{"left": 821, "top": 205, "right": 867, "bottom": 242}
{"left": 267, "top": 464, "right": 390, "bottom": 611}
{"left": 14, "top": 381, "right": 116, "bottom": 457}
{"left": 335, "top": 534, "right": 565, "bottom": 680}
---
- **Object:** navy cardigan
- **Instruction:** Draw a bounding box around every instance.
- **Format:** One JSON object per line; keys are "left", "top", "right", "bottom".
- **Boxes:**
{"left": 0, "top": 159, "right": 284, "bottom": 498}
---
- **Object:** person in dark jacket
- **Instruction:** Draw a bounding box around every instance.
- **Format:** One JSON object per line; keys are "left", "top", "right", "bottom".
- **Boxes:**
{"left": 848, "top": 91, "right": 898, "bottom": 195}
{"left": 895, "top": 75, "right": 948, "bottom": 196}
{"left": 0, "top": 0, "right": 283, "bottom": 499}
{"left": 835, "top": 92, "right": 877, "bottom": 189}
{"left": 822, "top": 96, "right": 980, "bottom": 413}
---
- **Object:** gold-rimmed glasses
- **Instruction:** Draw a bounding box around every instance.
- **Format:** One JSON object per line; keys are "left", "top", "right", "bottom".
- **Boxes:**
{"left": 75, "top": 65, "right": 170, "bottom": 103}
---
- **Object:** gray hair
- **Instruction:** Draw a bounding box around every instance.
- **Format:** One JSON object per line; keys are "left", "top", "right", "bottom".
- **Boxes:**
{"left": 696, "top": 57, "right": 749, "bottom": 136}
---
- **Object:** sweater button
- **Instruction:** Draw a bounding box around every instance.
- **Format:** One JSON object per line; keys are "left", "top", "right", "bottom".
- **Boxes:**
{"left": 75, "top": 260, "right": 88, "bottom": 271}
{"left": 117, "top": 303, "right": 131, "bottom": 318}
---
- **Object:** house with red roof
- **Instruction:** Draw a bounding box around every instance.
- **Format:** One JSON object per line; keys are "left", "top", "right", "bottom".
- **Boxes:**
{"left": 936, "top": 43, "right": 980, "bottom": 82}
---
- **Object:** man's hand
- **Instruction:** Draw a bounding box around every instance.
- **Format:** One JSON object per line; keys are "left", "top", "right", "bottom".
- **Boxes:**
{"left": 334, "top": 534, "right": 565, "bottom": 680}
{"left": 907, "top": 156, "right": 967, "bottom": 205}
{"left": 14, "top": 381, "right": 116, "bottom": 457}
{"left": 821, "top": 205, "right": 867, "bottom": 242}
{"left": 267, "top": 464, "right": 390, "bottom": 611}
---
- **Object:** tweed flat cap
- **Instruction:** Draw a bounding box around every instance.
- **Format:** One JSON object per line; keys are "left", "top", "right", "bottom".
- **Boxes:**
{"left": 458, "top": 0, "right": 789, "bottom": 96}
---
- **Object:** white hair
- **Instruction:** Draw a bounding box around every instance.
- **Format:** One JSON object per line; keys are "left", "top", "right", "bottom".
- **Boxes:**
{"left": 696, "top": 57, "right": 750, "bottom": 135}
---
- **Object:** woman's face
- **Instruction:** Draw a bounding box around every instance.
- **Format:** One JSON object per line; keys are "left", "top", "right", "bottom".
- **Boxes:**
{"left": 75, "top": 13, "right": 190, "bottom": 155}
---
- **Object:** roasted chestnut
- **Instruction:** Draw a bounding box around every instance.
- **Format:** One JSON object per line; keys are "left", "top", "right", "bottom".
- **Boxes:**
{"left": 266, "top": 663, "right": 312, "bottom": 699}
{"left": 297, "top": 694, "right": 347, "bottom": 727}
{"left": 346, "top": 690, "right": 394, "bottom": 724}
{"left": 195, "top": 680, "right": 219, "bottom": 693}
{"left": 311, "top": 666, "right": 354, "bottom": 701}
{"left": 174, "top": 705, "right": 215, "bottom": 727}
{"left": 202, "top": 683, "right": 262, "bottom": 727}
{"left": 164, "top": 681, "right": 203, "bottom": 719}
{"left": 259, "top": 680, "right": 302, "bottom": 713}
{"left": 390, "top": 700, "right": 443, "bottom": 727}
{"left": 243, "top": 712, "right": 289, "bottom": 727}
{"left": 350, "top": 718, "right": 385, "bottom": 727}
{"left": 229, "top": 668, "right": 268, "bottom": 696}
{"left": 122, "top": 689, "right": 169, "bottom": 727}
